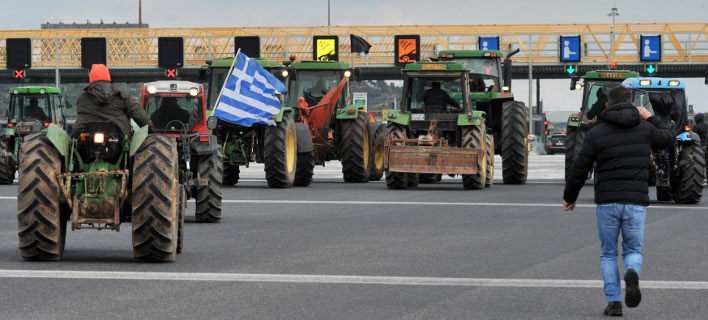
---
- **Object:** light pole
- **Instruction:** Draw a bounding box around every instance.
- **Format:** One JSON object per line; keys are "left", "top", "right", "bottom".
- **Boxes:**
{"left": 608, "top": 7, "right": 619, "bottom": 63}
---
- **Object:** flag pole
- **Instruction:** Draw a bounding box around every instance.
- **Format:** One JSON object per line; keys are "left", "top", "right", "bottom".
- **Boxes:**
{"left": 214, "top": 48, "right": 242, "bottom": 112}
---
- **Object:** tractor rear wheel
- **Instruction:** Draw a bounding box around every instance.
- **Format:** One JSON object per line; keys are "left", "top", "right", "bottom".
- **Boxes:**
{"left": 369, "top": 123, "right": 385, "bottom": 181}
{"left": 341, "top": 112, "right": 371, "bottom": 182}
{"left": 385, "top": 122, "right": 408, "bottom": 189}
{"left": 462, "top": 124, "right": 487, "bottom": 190}
{"left": 407, "top": 173, "right": 419, "bottom": 188}
{"left": 485, "top": 134, "right": 494, "bottom": 188}
{"left": 222, "top": 163, "right": 240, "bottom": 186}
{"left": 565, "top": 126, "right": 587, "bottom": 181}
{"left": 132, "top": 135, "right": 180, "bottom": 262}
{"left": 17, "top": 133, "right": 66, "bottom": 260}
{"left": 0, "top": 140, "right": 15, "bottom": 184}
{"left": 196, "top": 147, "right": 223, "bottom": 223}
{"left": 294, "top": 149, "right": 315, "bottom": 186}
{"left": 419, "top": 174, "right": 441, "bottom": 184}
{"left": 501, "top": 101, "right": 528, "bottom": 184}
{"left": 264, "top": 112, "right": 297, "bottom": 188}
{"left": 672, "top": 141, "right": 705, "bottom": 204}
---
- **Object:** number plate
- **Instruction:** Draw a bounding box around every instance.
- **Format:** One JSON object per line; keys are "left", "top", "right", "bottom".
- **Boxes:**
{"left": 556, "top": 142, "right": 564, "bottom": 146}
{"left": 411, "top": 114, "right": 425, "bottom": 121}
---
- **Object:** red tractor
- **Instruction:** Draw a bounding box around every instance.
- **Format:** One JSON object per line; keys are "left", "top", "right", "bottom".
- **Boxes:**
{"left": 140, "top": 80, "right": 222, "bottom": 224}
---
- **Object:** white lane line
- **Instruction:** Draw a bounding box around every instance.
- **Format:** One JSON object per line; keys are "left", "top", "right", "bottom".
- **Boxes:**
{"left": 0, "top": 196, "right": 703, "bottom": 211}
{"left": 0, "top": 269, "right": 706, "bottom": 289}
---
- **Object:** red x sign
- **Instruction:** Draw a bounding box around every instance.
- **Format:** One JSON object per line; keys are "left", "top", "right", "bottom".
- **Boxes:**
{"left": 14, "top": 70, "right": 24, "bottom": 79}
{"left": 166, "top": 69, "right": 176, "bottom": 78}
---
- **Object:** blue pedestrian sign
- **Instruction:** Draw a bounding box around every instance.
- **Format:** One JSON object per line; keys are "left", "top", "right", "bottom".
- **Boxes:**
{"left": 559, "top": 36, "right": 581, "bottom": 62}
{"left": 478, "top": 37, "right": 499, "bottom": 51}
{"left": 640, "top": 35, "right": 661, "bottom": 61}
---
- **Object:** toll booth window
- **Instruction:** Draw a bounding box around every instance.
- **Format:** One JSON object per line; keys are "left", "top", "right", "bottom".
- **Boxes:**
{"left": 10, "top": 94, "right": 50, "bottom": 122}
{"left": 146, "top": 96, "right": 202, "bottom": 130}
{"left": 408, "top": 78, "right": 463, "bottom": 113}
{"left": 289, "top": 70, "right": 343, "bottom": 107}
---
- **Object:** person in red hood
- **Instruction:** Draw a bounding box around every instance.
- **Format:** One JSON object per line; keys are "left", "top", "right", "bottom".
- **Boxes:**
{"left": 72, "top": 64, "right": 152, "bottom": 138}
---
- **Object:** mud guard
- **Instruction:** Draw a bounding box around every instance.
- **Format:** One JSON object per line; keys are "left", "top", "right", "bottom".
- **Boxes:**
{"left": 383, "top": 110, "right": 410, "bottom": 126}
{"left": 45, "top": 124, "right": 70, "bottom": 157}
{"left": 335, "top": 105, "right": 361, "bottom": 120}
{"left": 190, "top": 135, "right": 219, "bottom": 155}
{"left": 129, "top": 125, "right": 150, "bottom": 157}
{"left": 295, "top": 123, "right": 314, "bottom": 153}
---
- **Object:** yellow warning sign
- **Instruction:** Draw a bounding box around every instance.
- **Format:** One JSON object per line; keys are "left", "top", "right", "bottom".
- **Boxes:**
{"left": 316, "top": 38, "right": 337, "bottom": 61}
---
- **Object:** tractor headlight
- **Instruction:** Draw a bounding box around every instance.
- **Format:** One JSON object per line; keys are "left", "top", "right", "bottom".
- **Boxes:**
{"left": 94, "top": 133, "right": 105, "bottom": 144}
{"left": 147, "top": 85, "right": 157, "bottom": 94}
{"left": 344, "top": 70, "right": 351, "bottom": 78}
{"left": 668, "top": 80, "right": 680, "bottom": 86}
{"left": 574, "top": 83, "right": 582, "bottom": 90}
{"left": 39, "top": 88, "right": 46, "bottom": 94}
{"left": 501, "top": 86, "right": 510, "bottom": 92}
{"left": 13, "top": 89, "right": 19, "bottom": 94}
{"left": 639, "top": 80, "right": 651, "bottom": 86}
{"left": 189, "top": 87, "right": 199, "bottom": 96}
{"left": 282, "top": 70, "right": 289, "bottom": 77}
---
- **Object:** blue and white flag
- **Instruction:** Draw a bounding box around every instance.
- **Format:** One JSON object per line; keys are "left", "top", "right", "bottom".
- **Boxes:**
{"left": 213, "top": 52, "right": 287, "bottom": 126}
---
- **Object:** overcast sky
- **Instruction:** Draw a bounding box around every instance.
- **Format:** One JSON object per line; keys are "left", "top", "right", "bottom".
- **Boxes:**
{"left": 2, "top": 0, "right": 707, "bottom": 114}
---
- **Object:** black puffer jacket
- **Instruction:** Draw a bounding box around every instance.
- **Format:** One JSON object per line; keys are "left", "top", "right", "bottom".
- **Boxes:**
{"left": 564, "top": 102, "right": 674, "bottom": 206}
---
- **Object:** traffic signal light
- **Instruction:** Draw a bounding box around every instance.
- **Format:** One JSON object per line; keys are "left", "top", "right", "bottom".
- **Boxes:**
{"left": 544, "top": 120, "right": 549, "bottom": 136}
{"left": 565, "top": 64, "right": 577, "bottom": 76}
{"left": 645, "top": 64, "right": 658, "bottom": 75}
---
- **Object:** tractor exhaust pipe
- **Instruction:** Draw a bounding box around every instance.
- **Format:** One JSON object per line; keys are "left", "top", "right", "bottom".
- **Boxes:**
{"left": 503, "top": 48, "right": 520, "bottom": 90}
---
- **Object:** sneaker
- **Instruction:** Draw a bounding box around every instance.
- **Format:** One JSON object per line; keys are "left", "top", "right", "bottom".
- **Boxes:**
{"left": 624, "top": 269, "right": 642, "bottom": 308}
{"left": 603, "top": 301, "right": 623, "bottom": 316}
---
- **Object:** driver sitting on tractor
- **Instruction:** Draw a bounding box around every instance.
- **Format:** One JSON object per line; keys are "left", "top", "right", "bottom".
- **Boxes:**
{"left": 24, "top": 98, "right": 48, "bottom": 121}
{"left": 424, "top": 82, "right": 459, "bottom": 111}
{"left": 150, "top": 97, "right": 190, "bottom": 129}
{"left": 72, "top": 64, "right": 153, "bottom": 138}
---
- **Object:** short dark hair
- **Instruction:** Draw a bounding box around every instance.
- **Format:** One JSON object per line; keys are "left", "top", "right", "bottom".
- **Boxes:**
{"left": 607, "top": 87, "right": 632, "bottom": 106}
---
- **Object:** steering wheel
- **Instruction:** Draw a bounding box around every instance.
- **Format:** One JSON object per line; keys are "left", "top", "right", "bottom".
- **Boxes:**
{"left": 165, "top": 120, "right": 186, "bottom": 131}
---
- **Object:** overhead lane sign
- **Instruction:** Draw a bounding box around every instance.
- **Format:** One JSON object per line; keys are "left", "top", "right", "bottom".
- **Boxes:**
{"left": 559, "top": 36, "right": 581, "bottom": 62}
{"left": 640, "top": 35, "right": 661, "bottom": 61}
{"left": 478, "top": 37, "right": 499, "bottom": 50}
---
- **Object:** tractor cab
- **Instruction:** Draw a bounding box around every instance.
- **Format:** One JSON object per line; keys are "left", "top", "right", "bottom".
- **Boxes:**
{"left": 141, "top": 80, "right": 207, "bottom": 134}
{"left": 206, "top": 58, "right": 285, "bottom": 112}
{"left": 283, "top": 60, "right": 352, "bottom": 109}
{"left": 4, "top": 87, "right": 64, "bottom": 135}
{"left": 622, "top": 78, "right": 688, "bottom": 136}
{"left": 438, "top": 50, "right": 504, "bottom": 93}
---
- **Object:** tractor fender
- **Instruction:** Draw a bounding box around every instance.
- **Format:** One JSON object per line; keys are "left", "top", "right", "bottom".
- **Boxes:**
{"left": 676, "top": 131, "right": 697, "bottom": 142}
{"left": 382, "top": 110, "right": 410, "bottom": 126}
{"left": 45, "top": 124, "right": 70, "bottom": 157}
{"left": 273, "top": 107, "right": 294, "bottom": 123}
{"left": 457, "top": 111, "right": 486, "bottom": 126}
{"left": 129, "top": 125, "right": 150, "bottom": 157}
{"left": 335, "top": 105, "right": 361, "bottom": 120}
{"left": 189, "top": 135, "right": 219, "bottom": 155}
{"left": 295, "top": 123, "right": 314, "bottom": 153}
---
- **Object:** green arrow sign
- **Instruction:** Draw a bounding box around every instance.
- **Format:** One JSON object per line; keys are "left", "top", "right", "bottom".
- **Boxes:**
{"left": 566, "top": 65, "right": 576, "bottom": 75}
{"left": 647, "top": 64, "right": 656, "bottom": 74}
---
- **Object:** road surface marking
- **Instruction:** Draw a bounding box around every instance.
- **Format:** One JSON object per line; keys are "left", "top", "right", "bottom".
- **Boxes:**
{"left": 0, "top": 269, "right": 706, "bottom": 289}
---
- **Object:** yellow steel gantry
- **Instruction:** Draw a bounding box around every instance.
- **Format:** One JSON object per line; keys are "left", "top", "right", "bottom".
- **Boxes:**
{"left": 1, "top": 23, "right": 707, "bottom": 68}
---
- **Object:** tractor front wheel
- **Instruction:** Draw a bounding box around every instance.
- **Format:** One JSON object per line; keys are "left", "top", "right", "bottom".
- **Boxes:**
{"left": 341, "top": 112, "right": 371, "bottom": 182}
{"left": 264, "top": 112, "right": 297, "bottom": 187}
{"left": 485, "top": 134, "right": 494, "bottom": 188}
{"left": 0, "top": 140, "right": 15, "bottom": 184}
{"left": 501, "top": 101, "right": 528, "bottom": 184}
{"left": 222, "top": 163, "right": 240, "bottom": 186}
{"left": 369, "top": 123, "right": 385, "bottom": 181}
{"left": 672, "top": 141, "right": 705, "bottom": 204}
{"left": 196, "top": 148, "right": 223, "bottom": 222}
{"left": 385, "top": 122, "right": 409, "bottom": 189}
{"left": 462, "top": 124, "right": 487, "bottom": 190}
{"left": 17, "top": 133, "right": 66, "bottom": 260}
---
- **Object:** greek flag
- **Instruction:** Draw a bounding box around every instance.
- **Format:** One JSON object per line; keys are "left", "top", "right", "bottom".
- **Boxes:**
{"left": 213, "top": 52, "right": 287, "bottom": 126}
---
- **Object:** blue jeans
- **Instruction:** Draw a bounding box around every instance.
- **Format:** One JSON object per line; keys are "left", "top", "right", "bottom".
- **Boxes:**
{"left": 596, "top": 203, "right": 646, "bottom": 302}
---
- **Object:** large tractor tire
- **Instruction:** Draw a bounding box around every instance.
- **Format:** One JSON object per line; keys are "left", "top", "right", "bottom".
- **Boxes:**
{"left": 501, "top": 101, "right": 527, "bottom": 184}
{"left": 340, "top": 112, "right": 371, "bottom": 182}
{"left": 564, "top": 126, "right": 587, "bottom": 181}
{"left": 17, "top": 133, "right": 66, "bottom": 261}
{"left": 672, "top": 141, "right": 705, "bottom": 204}
{"left": 385, "top": 122, "right": 409, "bottom": 189}
{"left": 264, "top": 112, "right": 297, "bottom": 188}
{"left": 294, "top": 149, "right": 315, "bottom": 187}
{"left": 462, "top": 124, "right": 487, "bottom": 190}
{"left": 176, "top": 184, "right": 186, "bottom": 254}
{"left": 132, "top": 135, "right": 180, "bottom": 262}
{"left": 485, "top": 134, "right": 495, "bottom": 188}
{"left": 656, "top": 186, "right": 673, "bottom": 201}
{"left": 222, "top": 163, "right": 240, "bottom": 186}
{"left": 196, "top": 148, "right": 223, "bottom": 223}
{"left": 0, "top": 140, "right": 15, "bottom": 184}
{"left": 407, "top": 173, "right": 419, "bottom": 188}
{"left": 369, "top": 123, "right": 386, "bottom": 181}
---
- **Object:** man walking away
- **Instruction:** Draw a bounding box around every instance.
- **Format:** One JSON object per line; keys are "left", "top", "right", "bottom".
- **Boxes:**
{"left": 562, "top": 87, "right": 674, "bottom": 316}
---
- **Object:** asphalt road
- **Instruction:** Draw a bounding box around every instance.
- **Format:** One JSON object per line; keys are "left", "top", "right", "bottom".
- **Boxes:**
{"left": 1, "top": 155, "right": 707, "bottom": 319}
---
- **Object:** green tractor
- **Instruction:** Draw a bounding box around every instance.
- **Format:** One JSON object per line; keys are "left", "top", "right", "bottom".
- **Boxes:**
{"left": 282, "top": 59, "right": 384, "bottom": 184}
{"left": 383, "top": 61, "right": 493, "bottom": 190}
{"left": 438, "top": 49, "right": 528, "bottom": 184}
{"left": 205, "top": 57, "right": 304, "bottom": 188}
{"left": 0, "top": 86, "right": 69, "bottom": 184}
{"left": 564, "top": 69, "right": 639, "bottom": 179}
{"left": 18, "top": 123, "right": 183, "bottom": 261}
